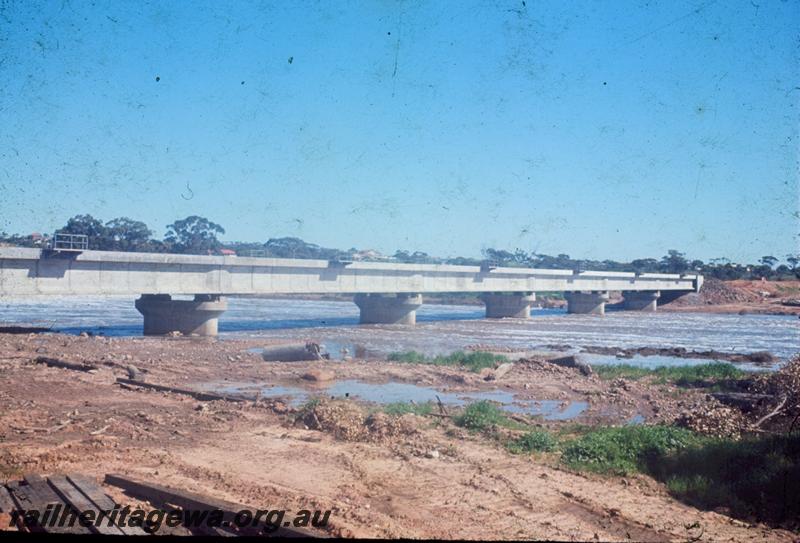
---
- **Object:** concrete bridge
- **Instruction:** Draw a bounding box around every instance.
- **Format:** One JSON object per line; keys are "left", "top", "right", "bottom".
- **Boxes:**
{"left": 0, "top": 248, "right": 702, "bottom": 336}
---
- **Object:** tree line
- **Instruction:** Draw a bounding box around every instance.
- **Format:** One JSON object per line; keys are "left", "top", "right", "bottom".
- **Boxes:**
{"left": 0, "top": 214, "right": 797, "bottom": 281}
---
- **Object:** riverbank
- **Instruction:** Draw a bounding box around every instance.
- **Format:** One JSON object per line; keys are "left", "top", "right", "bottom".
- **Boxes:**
{"left": 0, "top": 332, "right": 796, "bottom": 539}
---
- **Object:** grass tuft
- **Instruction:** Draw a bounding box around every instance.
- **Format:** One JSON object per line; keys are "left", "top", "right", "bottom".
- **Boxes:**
{"left": 382, "top": 401, "right": 435, "bottom": 416}
{"left": 594, "top": 362, "right": 747, "bottom": 386}
{"left": 560, "top": 425, "right": 702, "bottom": 475}
{"left": 387, "top": 350, "right": 507, "bottom": 373}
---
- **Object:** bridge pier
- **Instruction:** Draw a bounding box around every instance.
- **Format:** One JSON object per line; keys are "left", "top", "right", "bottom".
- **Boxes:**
{"left": 353, "top": 293, "right": 422, "bottom": 325}
{"left": 623, "top": 290, "right": 660, "bottom": 311}
{"left": 565, "top": 291, "right": 609, "bottom": 315}
{"left": 135, "top": 294, "right": 227, "bottom": 336}
{"left": 480, "top": 292, "right": 535, "bottom": 318}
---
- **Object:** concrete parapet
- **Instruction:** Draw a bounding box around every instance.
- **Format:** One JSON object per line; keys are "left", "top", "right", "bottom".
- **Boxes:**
{"left": 565, "top": 291, "right": 609, "bottom": 315}
{"left": 480, "top": 292, "right": 535, "bottom": 318}
{"left": 623, "top": 290, "right": 660, "bottom": 311}
{"left": 135, "top": 294, "right": 227, "bottom": 336}
{"left": 353, "top": 293, "right": 422, "bottom": 325}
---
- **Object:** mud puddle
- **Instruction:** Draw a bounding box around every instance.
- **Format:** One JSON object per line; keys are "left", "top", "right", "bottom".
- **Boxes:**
{"left": 205, "top": 379, "right": 588, "bottom": 421}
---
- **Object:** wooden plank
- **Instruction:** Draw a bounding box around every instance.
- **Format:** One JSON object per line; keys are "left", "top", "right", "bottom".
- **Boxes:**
{"left": 115, "top": 378, "right": 250, "bottom": 403}
{"left": 105, "top": 473, "right": 320, "bottom": 537}
{"left": 21, "top": 474, "right": 91, "bottom": 534}
{"left": 65, "top": 474, "right": 147, "bottom": 536}
{"left": 47, "top": 475, "right": 123, "bottom": 535}
{"left": 6, "top": 481, "right": 42, "bottom": 533}
{"left": 0, "top": 486, "right": 19, "bottom": 532}
{"left": 0, "top": 486, "right": 16, "bottom": 513}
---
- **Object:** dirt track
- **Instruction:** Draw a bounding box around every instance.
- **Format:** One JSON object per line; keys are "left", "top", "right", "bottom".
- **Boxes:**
{"left": 0, "top": 333, "right": 794, "bottom": 540}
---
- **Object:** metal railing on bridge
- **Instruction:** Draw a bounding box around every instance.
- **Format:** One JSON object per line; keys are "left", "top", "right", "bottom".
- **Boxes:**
{"left": 50, "top": 233, "right": 89, "bottom": 251}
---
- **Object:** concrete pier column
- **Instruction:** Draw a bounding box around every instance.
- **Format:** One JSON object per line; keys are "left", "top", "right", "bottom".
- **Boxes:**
{"left": 135, "top": 294, "right": 228, "bottom": 336}
{"left": 480, "top": 292, "right": 535, "bottom": 319}
{"left": 565, "top": 291, "right": 609, "bottom": 315}
{"left": 353, "top": 293, "right": 422, "bottom": 325}
{"left": 623, "top": 290, "right": 660, "bottom": 312}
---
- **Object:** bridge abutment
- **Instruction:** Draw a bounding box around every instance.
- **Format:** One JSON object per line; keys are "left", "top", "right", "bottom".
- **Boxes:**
{"left": 565, "top": 291, "right": 609, "bottom": 315}
{"left": 480, "top": 292, "right": 535, "bottom": 318}
{"left": 623, "top": 290, "right": 660, "bottom": 311}
{"left": 353, "top": 293, "right": 422, "bottom": 325}
{"left": 135, "top": 294, "right": 227, "bottom": 336}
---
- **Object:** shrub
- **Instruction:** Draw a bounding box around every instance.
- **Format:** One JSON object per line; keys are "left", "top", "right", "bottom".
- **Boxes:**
{"left": 652, "top": 432, "right": 800, "bottom": 527}
{"left": 507, "top": 430, "right": 558, "bottom": 454}
{"left": 454, "top": 401, "right": 510, "bottom": 431}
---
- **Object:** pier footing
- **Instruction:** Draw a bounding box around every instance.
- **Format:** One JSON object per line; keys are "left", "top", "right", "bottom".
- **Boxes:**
{"left": 135, "top": 294, "right": 227, "bottom": 336}
{"left": 623, "top": 290, "right": 660, "bottom": 312}
{"left": 565, "top": 292, "right": 609, "bottom": 315}
{"left": 481, "top": 292, "right": 535, "bottom": 318}
{"left": 354, "top": 293, "right": 422, "bottom": 325}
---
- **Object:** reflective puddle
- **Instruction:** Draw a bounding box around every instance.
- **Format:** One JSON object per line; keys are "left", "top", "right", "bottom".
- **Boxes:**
{"left": 208, "top": 379, "right": 588, "bottom": 421}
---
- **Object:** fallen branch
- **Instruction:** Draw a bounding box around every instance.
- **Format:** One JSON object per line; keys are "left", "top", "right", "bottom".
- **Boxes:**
{"left": 36, "top": 357, "right": 98, "bottom": 373}
{"left": 115, "top": 378, "right": 250, "bottom": 403}
{"left": 751, "top": 395, "right": 789, "bottom": 429}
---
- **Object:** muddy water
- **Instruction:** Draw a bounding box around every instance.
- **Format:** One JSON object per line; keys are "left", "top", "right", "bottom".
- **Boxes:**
{"left": 1, "top": 295, "right": 797, "bottom": 366}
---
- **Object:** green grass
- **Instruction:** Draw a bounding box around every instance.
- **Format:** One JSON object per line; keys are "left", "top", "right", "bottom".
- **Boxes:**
{"left": 382, "top": 401, "right": 435, "bottom": 416}
{"left": 594, "top": 362, "right": 747, "bottom": 386}
{"left": 560, "top": 425, "right": 704, "bottom": 475}
{"left": 453, "top": 400, "right": 521, "bottom": 431}
{"left": 650, "top": 432, "right": 800, "bottom": 526}
{"left": 506, "top": 430, "right": 558, "bottom": 454}
{"left": 387, "top": 350, "right": 507, "bottom": 373}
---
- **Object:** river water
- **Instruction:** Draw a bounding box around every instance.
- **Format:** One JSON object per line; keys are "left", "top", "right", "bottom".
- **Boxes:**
{"left": 2, "top": 296, "right": 797, "bottom": 366}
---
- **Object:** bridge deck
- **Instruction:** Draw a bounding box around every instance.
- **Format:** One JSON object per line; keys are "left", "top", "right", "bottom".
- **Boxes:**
{"left": 0, "top": 248, "right": 701, "bottom": 296}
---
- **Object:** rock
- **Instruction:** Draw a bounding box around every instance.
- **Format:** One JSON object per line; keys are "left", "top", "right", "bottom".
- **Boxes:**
{"left": 548, "top": 355, "right": 593, "bottom": 376}
{"left": 425, "top": 450, "right": 440, "bottom": 459}
{"left": 302, "top": 369, "right": 335, "bottom": 382}
{"left": 271, "top": 401, "right": 289, "bottom": 414}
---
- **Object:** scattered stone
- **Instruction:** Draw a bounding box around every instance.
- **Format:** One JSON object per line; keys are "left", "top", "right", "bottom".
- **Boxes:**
{"left": 425, "top": 449, "right": 440, "bottom": 459}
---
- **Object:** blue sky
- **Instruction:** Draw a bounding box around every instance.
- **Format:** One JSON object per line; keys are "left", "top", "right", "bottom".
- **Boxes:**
{"left": 1, "top": 0, "right": 797, "bottom": 263}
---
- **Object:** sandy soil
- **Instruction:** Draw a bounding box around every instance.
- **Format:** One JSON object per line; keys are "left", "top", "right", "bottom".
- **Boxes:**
{"left": 0, "top": 332, "right": 794, "bottom": 540}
